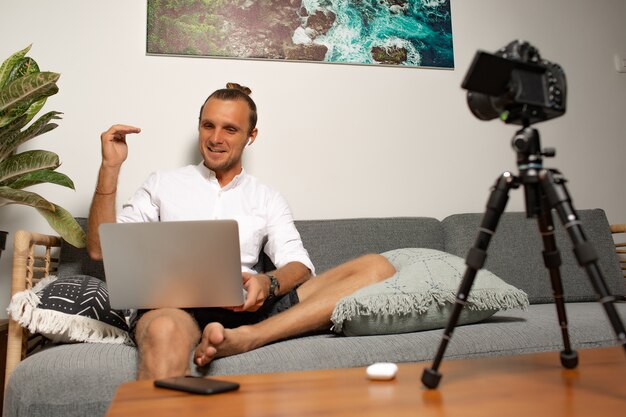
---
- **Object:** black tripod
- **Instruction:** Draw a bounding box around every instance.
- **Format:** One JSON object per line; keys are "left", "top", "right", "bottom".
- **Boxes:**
{"left": 421, "top": 125, "right": 626, "bottom": 389}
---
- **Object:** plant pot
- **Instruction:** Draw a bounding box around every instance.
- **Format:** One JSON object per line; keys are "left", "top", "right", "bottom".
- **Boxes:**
{"left": 0, "top": 230, "right": 7, "bottom": 261}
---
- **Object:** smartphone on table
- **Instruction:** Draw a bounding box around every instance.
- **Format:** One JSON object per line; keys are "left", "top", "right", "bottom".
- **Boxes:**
{"left": 154, "top": 376, "right": 240, "bottom": 395}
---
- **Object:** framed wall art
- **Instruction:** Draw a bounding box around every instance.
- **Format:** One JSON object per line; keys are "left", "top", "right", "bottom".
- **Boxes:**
{"left": 147, "top": 0, "right": 454, "bottom": 68}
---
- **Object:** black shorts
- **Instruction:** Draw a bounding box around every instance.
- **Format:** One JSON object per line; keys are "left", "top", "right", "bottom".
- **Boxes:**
{"left": 129, "top": 288, "right": 300, "bottom": 345}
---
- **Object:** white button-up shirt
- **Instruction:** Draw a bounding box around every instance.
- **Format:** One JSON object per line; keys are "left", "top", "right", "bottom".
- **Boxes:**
{"left": 117, "top": 163, "right": 315, "bottom": 275}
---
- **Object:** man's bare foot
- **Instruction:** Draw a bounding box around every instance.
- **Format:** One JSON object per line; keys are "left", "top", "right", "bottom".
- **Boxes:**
{"left": 194, "top": 322, "right": 256, "bottom": 367}
{"left": 193, "top": 322, "right": 224, "bottom": 367}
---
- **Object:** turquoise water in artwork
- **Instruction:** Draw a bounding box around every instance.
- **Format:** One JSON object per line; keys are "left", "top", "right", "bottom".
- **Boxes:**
{"left": 299, "top": 0, "right": 453, "bottom": 67}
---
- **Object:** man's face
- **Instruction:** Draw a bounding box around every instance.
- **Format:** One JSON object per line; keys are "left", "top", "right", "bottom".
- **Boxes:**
{"left": 198, "top": 98, "right": 256, "bottom": 183}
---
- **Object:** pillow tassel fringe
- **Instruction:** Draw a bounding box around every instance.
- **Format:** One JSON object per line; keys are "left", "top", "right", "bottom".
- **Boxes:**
{"left": 24, "top": 308, "right": 132, "bottom": 344}
{"left": 331, "top": 292, "right": 433, "bottom": 333}
{"left": 6, "top": 275, "right": 55, "bottom": 328}
{"left": 464, "top": 288, "right": 529, "bottom": 311}
{"left": 331, "top": 287, "right": 529, "bottom": 333}
{"left": 430, "top": 288, "right": 529, "bottom": 312}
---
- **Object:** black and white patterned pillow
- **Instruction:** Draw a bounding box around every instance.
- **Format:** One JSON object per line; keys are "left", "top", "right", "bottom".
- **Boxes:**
{"left": 7, "top": 275, "right": 131, "bottom": 344}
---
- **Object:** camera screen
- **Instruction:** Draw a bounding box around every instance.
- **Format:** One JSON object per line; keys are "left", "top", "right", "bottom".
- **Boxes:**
{"left": 462, "top": 51, "right": 515, "bottom": 96}
{"left": 513, "top": 68, "right": 546, "bottom": 106}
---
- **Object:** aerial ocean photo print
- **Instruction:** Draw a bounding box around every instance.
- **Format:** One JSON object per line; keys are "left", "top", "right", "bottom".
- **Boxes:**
{"left": 147, "top": 0, "right": 454, "bottom": 68}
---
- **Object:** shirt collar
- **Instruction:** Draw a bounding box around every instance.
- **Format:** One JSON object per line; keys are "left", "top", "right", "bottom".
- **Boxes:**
{"left": 195, "top": 162, "right": 247, "bottom": 190}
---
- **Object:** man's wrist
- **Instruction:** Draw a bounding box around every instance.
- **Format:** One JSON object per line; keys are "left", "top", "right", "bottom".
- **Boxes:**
{"left": 95, "top": 186, "right": 117, "bottom": 195}
{"left": 266, "top": 273, "right": 280, "bottom": 299}
{"left": 99, "top": 162, "right": 122, "bottom": 175}
{"left": 96, "top": 164, "right": 120, "bottom": 196}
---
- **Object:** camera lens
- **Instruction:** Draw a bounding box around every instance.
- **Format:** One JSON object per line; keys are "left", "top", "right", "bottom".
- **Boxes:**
{"left": 466, "top": 92, "right": 500, "bottom": 121}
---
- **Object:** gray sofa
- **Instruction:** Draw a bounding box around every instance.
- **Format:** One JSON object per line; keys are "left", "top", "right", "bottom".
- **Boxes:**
{"left": 4, "top": 209, "right": 625, "bottom": 417}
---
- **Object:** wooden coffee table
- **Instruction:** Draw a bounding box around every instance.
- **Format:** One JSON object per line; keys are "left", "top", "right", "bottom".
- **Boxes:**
{"left": 106, "top": 345, "right": 626, "bottom": 417}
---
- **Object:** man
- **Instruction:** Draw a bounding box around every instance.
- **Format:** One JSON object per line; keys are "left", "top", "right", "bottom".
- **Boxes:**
{"left": 87, "top": 83, "right": 395, "bottom": 380}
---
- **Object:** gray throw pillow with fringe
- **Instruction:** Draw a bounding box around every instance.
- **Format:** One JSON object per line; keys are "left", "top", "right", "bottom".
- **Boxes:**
{"left": 7, "top": 275, "right": 131, "bottom": 344}
{"left": 331, "top": 248, "right": 529, "bottom": 336}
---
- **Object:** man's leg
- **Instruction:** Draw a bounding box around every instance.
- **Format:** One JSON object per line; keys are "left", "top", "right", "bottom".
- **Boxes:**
{"left": 134, "top": 308, "right": 201, "bottom": 379}
{"left": 194, "top": 254, "right": 395, "bottom": 366}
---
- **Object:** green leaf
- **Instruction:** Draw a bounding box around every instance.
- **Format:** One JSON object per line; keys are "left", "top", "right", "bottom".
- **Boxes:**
{"left": 6, "top": 57, "right": 40, "bottom": 83}
{"left": 0, "top": 57, "right": 42, "bottom": 125}
{"left": 0, "top": 186, "right": 55, "bottom": 211}
{"left": 0, "top": 45, "right": 31, "bottom": 88}
{"left": 37, "top": 204, "right": 87, "bottom": 248}
{"left": 0, "top": 111, "right": 62, "bottom": 162}
{"left": 3, "top": 169, "right": 75, "bottom": 190}
{"left": 0, "top": 113, "right": 29, "bottom": 148}
{"left": 0, "top": 72, "right": 59, "bottom": 126}
{"left": 0, "top": 150, "right": 59, "bottom": 183}
{"left": 24, "top": 97, "right": 46, "bottom": 125}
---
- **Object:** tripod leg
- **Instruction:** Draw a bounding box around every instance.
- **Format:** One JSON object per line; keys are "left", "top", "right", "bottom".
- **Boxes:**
{"left": 540, "top": 169, "right": 626, "bottom": 352}
{"left": 536, "top": 200, "right": 578, "bottom": 369}
{"left": 422, "top": 172, "right": 518, "bottom": 389}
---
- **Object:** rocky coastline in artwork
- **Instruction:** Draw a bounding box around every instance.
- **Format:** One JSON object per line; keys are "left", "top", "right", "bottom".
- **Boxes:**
{"left": 220, "top": 0, "right": 418, "bottom": 65}
{"left": 217, "top": 0, "right": 333, "bottom": 62}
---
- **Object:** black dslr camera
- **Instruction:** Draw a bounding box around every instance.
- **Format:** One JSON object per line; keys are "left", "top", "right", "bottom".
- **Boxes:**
{"left": 461, "top": 40, "right": 566, "bottom": 126}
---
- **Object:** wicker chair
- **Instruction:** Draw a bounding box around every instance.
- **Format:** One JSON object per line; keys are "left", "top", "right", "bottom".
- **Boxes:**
{"left": 610, "top": 224, "right": 626, "bottom": 284}
{"left": 5, "top": 230, "right": 61, "bottom": 389}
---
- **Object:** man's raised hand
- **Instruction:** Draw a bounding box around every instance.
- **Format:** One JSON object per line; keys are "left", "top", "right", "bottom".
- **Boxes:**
{"left": 100, "top": 124, "right": 141, "bottom": 168}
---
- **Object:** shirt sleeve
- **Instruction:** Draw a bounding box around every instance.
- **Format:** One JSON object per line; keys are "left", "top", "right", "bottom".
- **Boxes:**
{"left": 117, "top": 172, "right": 160, "bottom": 223}
{"left": 264, "top": 192, "right": 316, "bottom": 276}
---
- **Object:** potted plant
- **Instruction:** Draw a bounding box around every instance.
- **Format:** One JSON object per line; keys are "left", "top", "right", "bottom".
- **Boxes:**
{"left": 0, "top": 45, "right": 86, "bottom": 258}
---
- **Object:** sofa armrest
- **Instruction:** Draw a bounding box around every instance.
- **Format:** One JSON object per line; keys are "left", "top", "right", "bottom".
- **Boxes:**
{"left": 5, "top": 230, "right": 62, "bottom": 388}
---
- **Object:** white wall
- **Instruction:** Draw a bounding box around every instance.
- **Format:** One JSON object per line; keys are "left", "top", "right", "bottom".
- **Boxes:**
{"left": 1, "top": 0, "right": 625, "bottom": 316}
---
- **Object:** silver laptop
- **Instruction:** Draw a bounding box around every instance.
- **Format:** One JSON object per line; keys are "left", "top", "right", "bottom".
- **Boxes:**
{"left": 100, "top": 220, "right": 245, "bottom": 309}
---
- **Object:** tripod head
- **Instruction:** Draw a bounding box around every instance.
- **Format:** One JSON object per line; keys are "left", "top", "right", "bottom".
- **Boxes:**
{"left": 511, "top": 124, "right": 556, "bottom": 218}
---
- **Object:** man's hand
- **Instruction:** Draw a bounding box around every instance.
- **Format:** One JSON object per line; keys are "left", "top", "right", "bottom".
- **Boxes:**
{"left": 230, "top": 272, "right": 271, "bottom": 312}
{"left": 100, "top": 124, "right": 141, "bottom": 168}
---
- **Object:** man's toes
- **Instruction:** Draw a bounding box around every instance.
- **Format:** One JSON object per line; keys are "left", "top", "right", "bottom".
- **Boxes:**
{"left": 194, "top": 347, "right": 215, "bottom": 366}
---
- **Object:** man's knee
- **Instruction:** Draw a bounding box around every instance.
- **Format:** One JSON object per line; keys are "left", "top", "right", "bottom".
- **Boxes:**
{"left": 359, "top": 253, "right": 396, "bottom": 279}
{"left": 136, "top": 309, "right": 200, "bottom": 348}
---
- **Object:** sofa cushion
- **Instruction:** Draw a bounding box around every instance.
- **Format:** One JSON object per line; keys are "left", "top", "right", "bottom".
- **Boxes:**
{"left": 330, "top": 248, "right": 529, "bottom": 336}
{"left": 295, "top": 217, "right": 444, "bottom": 273}
{"left": 7, "top": 275, "right": 130, "bottom": 344}
{"left": 442, "top": 209, "right": 625, "bottom": 303}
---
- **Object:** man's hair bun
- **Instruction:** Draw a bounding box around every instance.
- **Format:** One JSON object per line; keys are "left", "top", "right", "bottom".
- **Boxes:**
{"left": 226, "top": 82, "right": 252, "bottom": 95}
